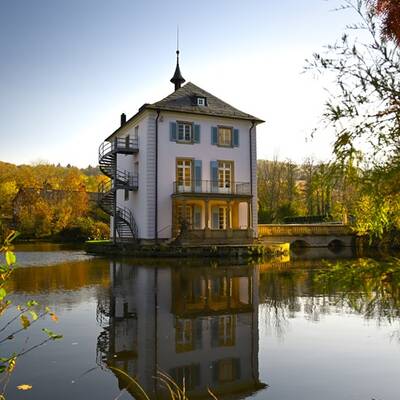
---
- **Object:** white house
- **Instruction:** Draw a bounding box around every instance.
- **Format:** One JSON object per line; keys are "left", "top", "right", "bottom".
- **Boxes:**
{"left": 98, "top": 52, "right": 264, "bottom": 243}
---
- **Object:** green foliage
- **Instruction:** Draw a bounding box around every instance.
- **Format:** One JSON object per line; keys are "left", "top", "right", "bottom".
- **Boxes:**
{"left": 56, "top": 217, "right": 109, "bottom": 242}
{"left": 306, "top": 0, "right": 400, "bottom": 241}
{"left": 315, "top": 258, "right": 400, "bottom": 322}
{"left": 257, "top": 158, "right": 347, "bottom": 224}
{"left": 0, "top": 232, "right": 62, "bottom": 399}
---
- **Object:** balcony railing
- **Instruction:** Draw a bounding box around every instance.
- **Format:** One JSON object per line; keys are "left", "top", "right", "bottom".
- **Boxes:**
{"left": 99, "top": 137, "right": 139, "bottom": 159}
{"left": 173, "top": 180, "right": 251, "bottom": 195}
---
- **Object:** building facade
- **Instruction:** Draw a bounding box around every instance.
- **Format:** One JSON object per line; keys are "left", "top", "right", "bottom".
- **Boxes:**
{"left": 98, "top": 53, "right": 264, "bottom": 243}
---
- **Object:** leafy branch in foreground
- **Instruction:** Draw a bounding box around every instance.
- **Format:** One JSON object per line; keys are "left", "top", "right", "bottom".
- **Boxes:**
{"left": 306, "top": 0, "right": 400, "bottom": 241}
{"left": 0, "top": 231, "right": 62, "bottom": 398}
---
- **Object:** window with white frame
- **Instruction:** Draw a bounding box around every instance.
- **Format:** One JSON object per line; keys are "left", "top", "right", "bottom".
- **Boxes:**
{"left": 217, "top": 206, "right": 228, "bottom": 229}
{"left": 218, "top": 315, "right": 235, "bottom": 346}
{"left": 176, "top": 159, "right": 193, "bottom": 191}
{"left": 218, "top": 127, "right": 232, "bottom": 146}
{"left": 175, "top": 319, "right": 193, "bottom": 350}
{"left": 177, "top": 122, "right": 193, "bottom": 142}
{"left": 218, "top": 161, "right": 232, "bottom": 192}
{"left": 196, "top": 97, "right": 206, "bottom": 106}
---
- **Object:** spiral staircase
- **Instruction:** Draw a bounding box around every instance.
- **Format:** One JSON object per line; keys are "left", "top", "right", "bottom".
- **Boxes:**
{"left": 98, "top": 138, "right": 139, "bottom": 242}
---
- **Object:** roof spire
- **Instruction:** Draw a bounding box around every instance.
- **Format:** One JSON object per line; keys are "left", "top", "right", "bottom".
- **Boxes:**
{"left": 170, "top": 26, "right": 185, "bottom": 91}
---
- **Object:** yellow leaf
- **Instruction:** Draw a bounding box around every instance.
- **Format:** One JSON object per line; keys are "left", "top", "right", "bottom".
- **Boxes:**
{"left": 50, "top": 312, "right": 59, "bottom": 322}
{"left": 29, "top": 310, "right": 38, "bottom": 321}
{"left": 8, "top": 357, "right": 16, "bottom": 372}
{"left": 5, "top": 251, "right": 16, "bottom": 266}
{"left": 17, "top": 384, "right": 32, "bottom": 391}
{"left": 20, "top": 315, "right": 30, "bottom": 329}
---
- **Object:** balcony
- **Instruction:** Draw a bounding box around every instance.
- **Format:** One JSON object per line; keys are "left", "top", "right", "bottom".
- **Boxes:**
{"left": 173, "top": 180, "right": 251, "bottom": 196}
{"left": 112, "top": 137, "right": 138, "bottom": 154}
{"left": 99, "top": 137, "right": 139, "bottom": 159}
{"left": 115, "top": 171, "right": 138, "bottom": 190}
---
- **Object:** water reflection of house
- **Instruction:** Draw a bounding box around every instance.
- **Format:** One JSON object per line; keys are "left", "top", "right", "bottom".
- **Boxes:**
{"left": 97, "top": 263, "right": 266, "bottom": 399}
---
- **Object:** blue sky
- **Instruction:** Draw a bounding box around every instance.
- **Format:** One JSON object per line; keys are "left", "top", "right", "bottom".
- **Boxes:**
{"left": 0, "top": 0, "right": 356, "bottom": 167}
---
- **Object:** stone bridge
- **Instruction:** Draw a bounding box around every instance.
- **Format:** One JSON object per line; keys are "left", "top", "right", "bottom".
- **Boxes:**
{"left": 258, "top": 224, "right": 354, "bottom": 248}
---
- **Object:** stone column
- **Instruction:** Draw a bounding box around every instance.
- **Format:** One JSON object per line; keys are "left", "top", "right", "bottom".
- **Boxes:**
{"left": 204, "top": 199, "right": 210, "bottom": 239}
{"left": 227, "top": 200, "right": 233, "bottom": 239}
{"left": 247, "top": 199, "right": 253, "bottom": 238}
{"left": 172, "top": 199, "right": 177, "bottom": 238}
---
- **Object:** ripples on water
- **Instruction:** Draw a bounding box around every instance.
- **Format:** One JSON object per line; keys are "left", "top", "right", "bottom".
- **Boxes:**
{"left": 1, "top": 245, "right": 400, "bottom": 400}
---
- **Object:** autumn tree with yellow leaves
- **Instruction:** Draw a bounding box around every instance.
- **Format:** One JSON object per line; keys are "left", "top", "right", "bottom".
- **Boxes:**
{"left": 0, "top": 161, "right": 109, "bottom": 241}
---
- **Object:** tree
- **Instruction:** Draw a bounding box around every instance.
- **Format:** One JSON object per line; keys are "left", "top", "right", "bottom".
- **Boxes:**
{"left": 373, "top": 0, "right": 400, "bottom": 44}
{"left": 307, "top": 0, "right": 400, "bottom": 238}
{"left": 308, "top": 0, "right": 400, "bottom": 164}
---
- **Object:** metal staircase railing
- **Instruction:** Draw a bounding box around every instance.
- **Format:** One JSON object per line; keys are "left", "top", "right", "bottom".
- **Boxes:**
{"left": 98, "top": 137, "right": 139, "bottom": 242}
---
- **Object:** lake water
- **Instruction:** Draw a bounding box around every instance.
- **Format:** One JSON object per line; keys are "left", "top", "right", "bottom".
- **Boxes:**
{"left": 2, "top": 244, "right": 400, "bottom": 399}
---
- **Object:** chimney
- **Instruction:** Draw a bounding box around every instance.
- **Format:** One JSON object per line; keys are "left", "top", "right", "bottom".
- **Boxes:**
{"left": 120, "top": 113, "right": 127, "bottom": 126}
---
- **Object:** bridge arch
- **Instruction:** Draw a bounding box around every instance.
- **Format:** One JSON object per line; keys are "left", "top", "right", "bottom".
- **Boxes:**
{"left": 290, "top": 239, "right": 310, "bottom": 249}
{"left": 328, "top": 238, "right": 345, "bottom": 252}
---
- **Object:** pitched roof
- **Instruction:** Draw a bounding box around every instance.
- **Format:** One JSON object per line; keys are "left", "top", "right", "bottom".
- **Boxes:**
{"left": 106, "top": 82, "right": 264, "bottom": 140}
{"left": 146, "top": 82, "right": 264, "bottom": 123}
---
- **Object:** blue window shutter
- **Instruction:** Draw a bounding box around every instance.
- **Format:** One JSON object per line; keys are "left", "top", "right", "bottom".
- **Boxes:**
{"left": 194, "top": 124, "right": 200, "bottom": 143}
{"left": 212, "top": 207, "right": 219, "bottom": 229}
{"left": 170, "top": 122, "right": 177, "bottom": 141}
{"left": 233, "top": 128, "right": 239, "bottom": 147}
{"left": 210, "top": 161, "right": 218, "bottom": 191}
{"left": 194, "top": 160, "right": 202, "bottom": 192}
{"left": 211, "top": 127, "right": 218, "bottom": 145}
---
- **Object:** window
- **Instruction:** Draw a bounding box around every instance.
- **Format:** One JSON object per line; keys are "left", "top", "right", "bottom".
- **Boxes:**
{"left": 218, "top": 207, "right": 227, "bottom": 229}
{"left": 218, "top": 161, "right": 232, "bottom": 193}
{"left": 176, "top": 319, "right": 194, "bottom": 352}
{"left": 124, "top": 189, "right": 129, "bottom": 201}
{"left": 134, "top": 125, "right": 139, "bottom": 141}
{"left": 196, "top": 97, "right": 206, "bottom": 106}
{"left": 177, "top": 204, "right": 193, "bottom": 228}
{"left": 218, "top": 315, "right": 235, "bottom": 346}
{"left": 170, "top": 365, "right": 200, "bottom": 390}
{"left": 218, "top": 127, "right": 232, "bottom": 146}
{"left": 125, "top": 135, "right": 130, "bottom": 148}
{"left": 211, "top": 206, "right": 229, "bottom": 229}
{"left": 177, "top": 122, "right": 193, "bottom": 142}
{"left": 216, "top": 359, "right": 240, "bottom": 383}
{"left": 176, "top": 159, "right": 193, "bottom": 192}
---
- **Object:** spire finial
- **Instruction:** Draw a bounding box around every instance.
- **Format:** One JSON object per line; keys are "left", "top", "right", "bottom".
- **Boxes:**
{"left": 177, "top": 25, "right": 179, "bottom": 54}
{"left": 170, "top": 27, "right": 185, "bottom": 91}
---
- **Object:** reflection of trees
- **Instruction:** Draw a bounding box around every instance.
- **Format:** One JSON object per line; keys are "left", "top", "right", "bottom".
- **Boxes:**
{"left": 8, "top": 258, "right": 110, "bottom": 294}
{"left": 259, "top": 270, "right": 301, "bottom": 338}
{"left": 315, "top": 258, "right": 400, "bottom": 324}
{"left": 259, "top": 258, "right": 400, "bottom": 339}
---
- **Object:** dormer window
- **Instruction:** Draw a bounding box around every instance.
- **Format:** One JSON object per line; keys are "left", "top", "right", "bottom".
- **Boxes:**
{"left": 196, "top": 96, "right": 206, "bottom": 106}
